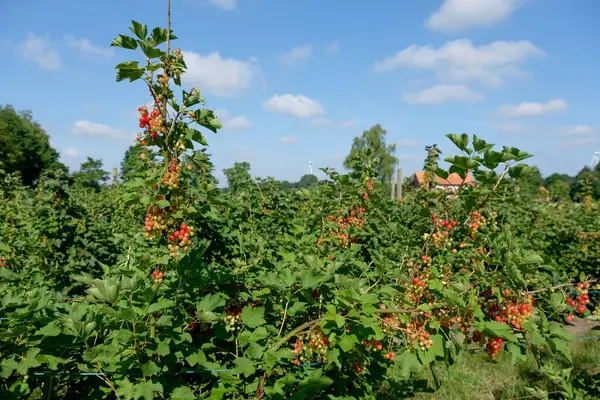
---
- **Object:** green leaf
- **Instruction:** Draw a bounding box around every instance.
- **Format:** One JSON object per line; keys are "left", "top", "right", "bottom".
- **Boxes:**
{"left": 244, "top": 342, "right": 263, "bottom": 359}
{"left": 115, "top": 61, "right": 145, "bottom": 82}
{"left": 548, "top": 324, "right": 573, "bottom": 341}
{"left": 111, "top": 35, "right": 138, "bottom": 49}
{"left": 171, "top": 386, "right": 196, "bottom": 400}
{"left": 157, "top": 199, "right": 170, "bottom": 208}
{"left": 506, "top": 342, "right": 526, "bottom": 362}
{"left": 428, "top": 280, "right": 443, "bottom": 291}
{"left": 502, "top": 146, "right": 533, "bottom": 161}
{"left": 139, "top": 40, "right": 164, "bottom": 59}
{"left": 482, "top": 150, "right": 503, "bottom": 170}
{"left": 197, "top": 293, "right": 225, "bottom": 312}
{"left": 397, "top": 351, "right": 421, "bottom": 378}
{"left": 129, "top": 20, "right": 148, "bottom": 40}
{"left": 298, "top": 370, "right": 334, "bottom": 397}
{"left": 339, "top": 335, "right": 357, "bottom": 352}
{"left": 508, "top": 164, "right": 536, "bottom": 179}
{"left": 233, "top": 357, "right": 255, "bottom": 378}
{"left": 472, "top": 135, "right": 493, "bottom": 153}
{"left": 37, "top": 321, "right": 61, "bottom": 336}
{"left": 446, "top": 133, "right": 469, "bottom": 151}
{"left": 115, "top": 377, "right": 136, "bottom": 399}
{"left": 147, "top": 298, "right": 176, "bottom": 314}
{"left": 241, "top": 306, "right": 266, "bottom": 328}
{"left": 135, "top": 380, "right": 163, "bottom": 400}
{"left": 481, "top": 321, "right": 517, "bottom": 342}
{"left": 149, "top": 27, "right": 178, "bottom": 46}
{"left": 16, "top": 348, "right": 41, "bottom": 374}
{"left": 185, "top": 350, "right": 207, "bottom": 367}
{"left": 435, "top": 168, "right": 449, "bottom": 180}
{"left": 531, "top": 331, "right": 546, "bottom": 346}
{"left": 444, "top": 155, "right": 478, "bottom": 171}
{"left": 548, "top": 337, "right": 571, "bottom": 362}
{"left": 141, "top": 361, "right": 161, "bottom": 376}
{"left": 36, "top": 354, "right": 64, "bottom": 370}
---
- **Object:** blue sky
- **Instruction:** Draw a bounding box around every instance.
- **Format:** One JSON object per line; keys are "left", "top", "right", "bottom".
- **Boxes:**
{"left": 1, "top": 0, "right": 599, "bottom": 184}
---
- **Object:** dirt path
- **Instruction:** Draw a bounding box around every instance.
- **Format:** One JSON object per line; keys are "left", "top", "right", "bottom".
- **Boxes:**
{"left": 565, "top": 316, "right": 600, "bottom": 336}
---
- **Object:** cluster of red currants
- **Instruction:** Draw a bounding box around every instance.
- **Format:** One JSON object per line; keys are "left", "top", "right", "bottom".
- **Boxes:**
{"left": 161, "top": 158, "right": 181, "bottom": 189}
{"left": 468, "top": 211, "right": 487, "bottom": 239}
{"left": 404, "top": 323, "right": 434, "bottom": 351}
{"left": 136, "top": 102, "right": 165, "bottom": 146}
{"left": 565, "top": 282, "right": 591, "bottom": 321}
{"left": 485, "top": 297, "right": 533, "bottom": 331}
{"left": 363, "top": 339, "right": 383, "bottom": 351}
{"left": 292, "top": 326, "right": 331, "bottom": 365}
{"left": 151, "top": 269, "right": 164, "bottom": 284}
{"left": 485, "top": 337, "right": 504, "bottom": 358}
{"left": 167, "top": 223, "right": 194, "bottom": 258}
{"left": 143, "top": 206, "right": 167, "bottom": 240}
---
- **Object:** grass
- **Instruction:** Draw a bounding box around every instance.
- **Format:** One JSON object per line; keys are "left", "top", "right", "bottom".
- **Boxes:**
{"left": 411, "top": 334, "right": 600, "bottom": 400}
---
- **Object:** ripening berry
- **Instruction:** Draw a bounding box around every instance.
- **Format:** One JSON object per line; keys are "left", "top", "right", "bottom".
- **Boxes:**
{"left": 577, "top": 305, "right": 586, "bottom": 314}
{"left": 566, "top": 315, "right": 574, "bottom": 323}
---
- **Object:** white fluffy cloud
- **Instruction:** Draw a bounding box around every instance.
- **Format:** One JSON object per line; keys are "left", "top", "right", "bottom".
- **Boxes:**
{"left": 402, "top": 84, "right": 483, "bottom": 105}
{"left": 278, "top": 135, "right": 297, "bottom": 143}
{"left": 72, "top": 120, "right": 131, "bottom": 141}
{"left": 209, "top": 0, "right": 236, "bottom": 10}
{"left": 554, "top": 138, "right": 596, "bottom": 148}
{"left": 498, "top": 99, "right": 568, "bottom": 117}
{"left": 62, "top": 148, "right": 80, "bottom": 158}
{"left": 227, "top": 116, "right": 252, "bottom": 129}
{"left": 310, "top": 118, "right": 356, "bottom": 128}
{"left": 279, "top": 45, "right": 312, "bottom": 66}
{"left": 373, "top": 39, "right": 544, "bottom": 87}
{"left": 264, "top": 94, "right": 324, "bottom": 118}
{"left": 15, "top": 33, "right": 61, "bottom": 70}
{"left": 560, "top": 125, "right": 597, "bottom": 136}
{"left": 181, "top": 51, "right": 257, "bottom": 98}
{"left": 426, "top": 0, "right": 522, "bottom": 33}
{"left": 64, "top": 35, "right": 114, "bottom": 58}
{"left": 214, "top": 109, "right": 252, "bottom": 130}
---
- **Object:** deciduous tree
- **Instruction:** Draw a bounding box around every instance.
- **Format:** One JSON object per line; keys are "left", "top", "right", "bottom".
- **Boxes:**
{"left": 344, "top": 124, "right": 398, "bottom": 183}
{"left": 0, "top": 105, "right": 60, "bottom": 185}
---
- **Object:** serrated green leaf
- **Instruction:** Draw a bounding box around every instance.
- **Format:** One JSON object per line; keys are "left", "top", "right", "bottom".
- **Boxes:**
{"left": 233, "top": 357, "right": 255, "bottom": 378}
{"left": 129, "top": 20, "right": 147, "bottom": 40}
{"left": 241, "top": 306, "right": 266, "bottom": 328}
{"left": 171, "top": 386, "right": 196, "bottom": 400}
{"left": 482, "top": 321, "right": 517, "bottom": 342}
{"left": 111, "top": 35, "right": 137, "bottom": 49}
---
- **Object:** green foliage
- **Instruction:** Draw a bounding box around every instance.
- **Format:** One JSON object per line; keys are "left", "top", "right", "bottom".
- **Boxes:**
{"left": 548, "top": 180, "right": 571, "bottom": 202}
{"left": 2, "top": 14, "right": 600, "bottom": 400}
{"left": 344, "top": 124, "right": 398, "bottom": 184}
{"left": 423, "top": 144, "right": 441, "bottom": 188}
{"left": 298, "top": 174, "right": 318, "bottom": 189}
{"left": 223, "top": 161, "right": 253, "bottom": 193}
{"left": 121, "top": 144, "right": 158, "bottom": 182}
{"left": 0, "top": 105, "right": 61, "bottom": 185}
{"left": 73, "top": 157, "right": 110, "bottom": 189}
{"left": 572, "top": 166, "right": 596, "bottom": 204}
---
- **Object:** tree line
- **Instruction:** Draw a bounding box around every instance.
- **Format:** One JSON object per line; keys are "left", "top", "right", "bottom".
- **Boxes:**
{"left": 2, "top": 103, "right": 599, "bottom": 202}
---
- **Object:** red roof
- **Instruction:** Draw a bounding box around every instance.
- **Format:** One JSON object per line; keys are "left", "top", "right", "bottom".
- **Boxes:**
{"left": 412, "top": 171, "right": 474, "bottom": 186}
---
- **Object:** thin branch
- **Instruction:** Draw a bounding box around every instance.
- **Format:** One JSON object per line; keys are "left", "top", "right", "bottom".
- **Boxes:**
{"left": 278, "top": 301, "right": 289, "bottom": 336}
{"left": 526, "top": 280, "right": 597, "bottom": 295}
{"left": 272, "top": 317, "right": 323, "bottom": 351}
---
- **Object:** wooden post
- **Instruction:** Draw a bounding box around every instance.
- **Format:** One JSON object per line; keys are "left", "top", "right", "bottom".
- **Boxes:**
{"left": 113, "top": 168, "right": 118, "bottom": 184}
{"left": 390, "top": 176, "right": 395, "bottom": 200}
{"left": 396, "top": 168, "right": 402, "bottom": 199}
